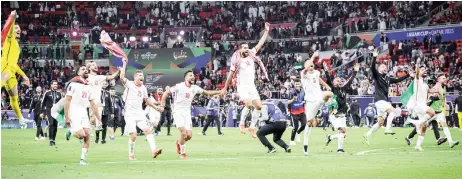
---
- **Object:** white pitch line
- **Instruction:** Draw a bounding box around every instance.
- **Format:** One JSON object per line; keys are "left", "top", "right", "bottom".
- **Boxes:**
{"left": 4, "top": 148, "right": 457, "bottom": 167}
{"left": 355, "top": 146, "right": 443, "bottom": 155}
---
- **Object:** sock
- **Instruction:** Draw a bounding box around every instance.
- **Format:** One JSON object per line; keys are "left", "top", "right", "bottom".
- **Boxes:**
{"left": 9, "top": 95, "right": 23, "bottom": 119}
{"left": 408, "top": 128, "right": 417, "bottom": 139}
{"left": 416, "top": 135, "right": 424, "bottom": 147}
{"left": 338, "top": 133, "right": 345, "bottom": 150}
{"left": 366, "top": 123, "right": 380, "bottom": 136}
{"left": 303, "top": 126, "right": 311, "bottom": 146}
{"left": 81, "top": 148, "right": 88, "bottom": 160}
{"left": 385, "top": 112, "right": 395, "bottom": 131}
{"left": 146, "top": 134, "right": 157, "bottom": 152}
{"left": 442, "top": 127, "right": 453, "bottom": 143}
{"left": 180, "top": 144, "right": 186, "bottom": 154}
{"left": 240, "top": 107, "right": 249, "bottom": 124}
{"left": 249, "top": 109, "right": 261, "bottom": 129}
{"left": 330, "top": 134, "right": 339, "bottom": 140}
{"left": 128, "top": 141, "right": 135, "bottom": 156}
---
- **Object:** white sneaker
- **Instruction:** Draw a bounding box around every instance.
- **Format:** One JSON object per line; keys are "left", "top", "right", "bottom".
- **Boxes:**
{"left": 79, "top": 160, "right": 88, "bottom": 166}
{"left": 414, "top": 146, "right": 424, "bottom": 151}
{"left": 303, "top": 151, "right": 308, "bottom": 156}
{"left": 40, "top": 137, "right": 46, "bottom": 140}
{"left": 290, "top": 141, "right": 296, "bottom": 146}
{"left": 35, "top": 137, "right": 39, "bottom": 141}
{"left": 295, "top": 134, "right": 301, "bottom": 142}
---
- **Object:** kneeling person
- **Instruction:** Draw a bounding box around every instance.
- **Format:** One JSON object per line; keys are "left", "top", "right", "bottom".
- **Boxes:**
{"left": 256, "top": 99, "right": 291, "bottom": 153}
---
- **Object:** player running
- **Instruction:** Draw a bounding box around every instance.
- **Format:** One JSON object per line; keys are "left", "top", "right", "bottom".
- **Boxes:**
{"left": 363, "top": 50, "right": 411, "bottom": 145}
{"left": 119, "top": 60, "right": 163, "bottom": 160}
{"left": 63, "top": 66, "right": 102, "bottom": 165}
{"left": 409, "top": 67, "right": 459, "bottom": 151}
{"left": 160, "top": 70, "right": 222, "bottom": 159}
{"left": 221, "top": 22, "right": 270, "bottom": 138}
{"left": 86, "top": 61, "right": 120, "bottom": 131}
{"left": 1, "top": 11, "right": 33, "bottom": 126}
{"left": 324, "top": 63, "right": 359, "bottom": 153}
{"left": 300, "top": 53, "right": 333, "bottom": 155}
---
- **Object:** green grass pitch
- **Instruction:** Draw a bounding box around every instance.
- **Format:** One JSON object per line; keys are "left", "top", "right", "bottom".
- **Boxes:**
{"left": 2, "top": 127, "right": 462, "bottom": 179}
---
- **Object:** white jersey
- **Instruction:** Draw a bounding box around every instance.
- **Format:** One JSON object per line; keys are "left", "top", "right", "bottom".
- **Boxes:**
{"left": 301, "top": 70, "right": 323, "bottom": 101}
{"left": 66, "top": 82, "right": 93, "bottom": 115}
{"left": 170, "top": 82, "right": 204, "bottom": 111}
{"left": 123, "top": 80, "right": 149, "bottom": 116}
{"left": 230, "top": 48, "right": 257, "bottom": 86}
{"left": 413, "top": 78, "right": 429, "bottom": 105}
{"left": 87, "top": 74, "right": 106, "bottom": 104}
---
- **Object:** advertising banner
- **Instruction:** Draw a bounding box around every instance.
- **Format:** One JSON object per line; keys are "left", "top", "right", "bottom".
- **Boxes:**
{"left": 1, "top": 110, "right": 48, "bottom": 129}
{"left": 109, "top": 47, "right": 212, "bottom": 91}
{"left": 373, "top": 25, "right": 462, "bottom": 46}
{"left": 164, "top": 26, "right": 201, "bottom": 39}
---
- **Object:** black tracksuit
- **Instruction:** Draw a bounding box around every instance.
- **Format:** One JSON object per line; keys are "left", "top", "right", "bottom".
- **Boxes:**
{"left": 29, "top": 93, "right": 44, "bottom": 138}
{"left": 41, "top": 90, "right": 63, "bottom": 143}
{"left": 95, "top": 89, "right": 113, "bottom": 143}
{"left": 155, "top": 93, "right": 172, "bottom": 135}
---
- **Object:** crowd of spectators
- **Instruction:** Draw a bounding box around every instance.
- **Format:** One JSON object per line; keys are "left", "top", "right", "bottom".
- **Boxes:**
{"left": 2, "top": 1, "right": 456, "bottom": 46}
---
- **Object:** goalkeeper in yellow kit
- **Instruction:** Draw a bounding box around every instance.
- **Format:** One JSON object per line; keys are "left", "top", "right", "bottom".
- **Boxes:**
{"left": 1, "top": 10, "right": 33, "bottom": 126}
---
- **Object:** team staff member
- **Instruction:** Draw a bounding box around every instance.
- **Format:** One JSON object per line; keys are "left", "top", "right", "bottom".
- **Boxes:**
{"left": 95, "top": 81, "right": 113, "bottom": 144}
{"left": 40, "top": 80, "right": 63, "bottom": 146}
{"left": 29, "top": 86, "right": 45, "bottom": 140}
{"left": 155, "top": 87, "right": 173, "bottom": 136}
{"left": 201, "top": 95, "right": 223, "bottom": 136}
{"left": 287, "top": 78, "right": 306, "bottom": 146}
{"left": 454, "top": 92, "right": 462, "bottom": 130}
{"left": 107, "top": 87, "right": 124, "bottom": 140}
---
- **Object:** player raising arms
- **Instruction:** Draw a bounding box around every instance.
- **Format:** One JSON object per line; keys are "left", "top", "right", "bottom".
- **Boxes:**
{"left": 221, "top": 22, "right": 270, "bottom": 138}
{"left": 1, "top": 11, "right": 33, "bottom": 126}
{"left": 86, "top": 61, "right": 121, "bottom": 131}
{"left": 324, "top": 63, "right": 359, "bottom": 153}
{"left": 119, "top": 60, "right": 163, "bottom": 160}
{"left": 63, "top": 66, "right": 102, "bottom": 165}
{"left": 363, "top": 50, "right": 411, "bottom": 145}
{"left": 300, "top": 53, "right": 333, "bottom": 155}
{"left": 160, "top": 70, "right": 222, "bottom": 159}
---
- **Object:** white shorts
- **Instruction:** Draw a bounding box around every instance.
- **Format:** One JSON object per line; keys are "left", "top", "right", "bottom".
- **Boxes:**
{"left": 414, "top": 105, "right": 431, "bottom": 125}
{"left": 330, "top": 115, "right": 346, "bottom": 129}
{"left": 173, "top": 110, "right": 192, "bottom": 130}
{"left": 125, "top": 113, "right": 150, "bottom": 134}
{"left": 305, "top": 100, "right": 324, "bottom": 121}
{"left": 374, "top": 100, "right": 393, "bottom": 117}
{"left": 70, "top": 114, "right": 90, "bottom": 134}
{"left": 434, "top": 112, "right": 446, "bottom": 123}
{"left": 237, "top": 85, "right": 260, "bottom": 102}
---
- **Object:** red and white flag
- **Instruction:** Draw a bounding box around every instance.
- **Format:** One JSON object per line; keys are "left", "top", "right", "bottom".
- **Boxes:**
{"left": 100, "top": 30, "right": 127, "bottom": 63}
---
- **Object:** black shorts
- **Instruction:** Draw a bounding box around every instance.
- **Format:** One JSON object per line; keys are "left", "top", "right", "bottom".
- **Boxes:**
{"left": 108, "top": 117, "right": 117, "bottom": 128}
